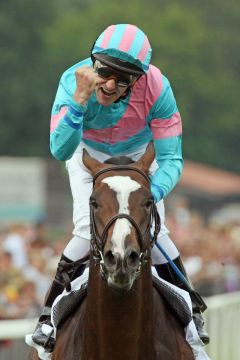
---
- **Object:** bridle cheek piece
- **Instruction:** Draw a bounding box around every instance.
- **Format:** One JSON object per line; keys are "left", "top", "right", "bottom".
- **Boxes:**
{"left": 89, "top": 166, "right": 161, "bottom": 278}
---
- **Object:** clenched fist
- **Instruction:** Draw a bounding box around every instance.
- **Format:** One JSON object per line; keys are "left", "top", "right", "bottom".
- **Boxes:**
{"left": 73, "top": 66, "right": 102, "bottom": 105}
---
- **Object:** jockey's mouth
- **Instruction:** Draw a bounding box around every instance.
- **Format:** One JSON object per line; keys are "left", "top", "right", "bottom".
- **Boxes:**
{"left": 100, "top": 87, "right": 117, "bottom": 96}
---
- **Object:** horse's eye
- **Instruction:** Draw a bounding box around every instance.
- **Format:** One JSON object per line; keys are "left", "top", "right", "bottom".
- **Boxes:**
{"left": 90, "top": 198, "right": 98, "bottom": 209}
{"left": 145, "top": 199, "right": 153, "bottom": 209}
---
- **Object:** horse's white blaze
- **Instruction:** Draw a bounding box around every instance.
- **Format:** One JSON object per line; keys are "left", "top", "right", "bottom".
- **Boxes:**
{"left": 102, "top": 176, "right": 141, "bottom": 257}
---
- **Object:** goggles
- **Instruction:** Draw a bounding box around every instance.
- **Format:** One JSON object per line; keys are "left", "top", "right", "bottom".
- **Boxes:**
{"left": 93, "top": 60, "right": 137, "bottom": 87}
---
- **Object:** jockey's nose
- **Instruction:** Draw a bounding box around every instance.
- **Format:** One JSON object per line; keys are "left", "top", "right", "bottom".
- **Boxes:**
{"left": 105, "top": 78, "right": 117, "bottom": 91}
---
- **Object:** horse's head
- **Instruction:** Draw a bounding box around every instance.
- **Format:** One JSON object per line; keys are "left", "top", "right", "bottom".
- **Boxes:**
{"left": 83, "top": 143, "right": 160, "bottom": 292}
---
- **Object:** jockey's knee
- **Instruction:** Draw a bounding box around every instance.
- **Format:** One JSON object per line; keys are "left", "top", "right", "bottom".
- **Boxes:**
{"left": 63, "top": 233, "right": 90, "bottom": 262}
{"left": 151, "top": 234, "right": 179, "bottom": 265}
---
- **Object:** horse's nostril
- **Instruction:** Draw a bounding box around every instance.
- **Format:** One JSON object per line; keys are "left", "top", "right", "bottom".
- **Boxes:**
{"left": 104, "top": 250, "right": 117, "bottom": 268}
{"left": 126, "top": 250, "right": 140, "bottom": 268}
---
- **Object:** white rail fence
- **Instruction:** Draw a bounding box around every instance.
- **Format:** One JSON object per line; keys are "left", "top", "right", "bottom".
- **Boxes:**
{"left": 204, "top": 291, "right": 240, "bottom": 360}
{"left": 0, "top": 318, "right": 37, "bottom": 339}
{"left": 0, "top": 292, "right": 240, "bottom": 360}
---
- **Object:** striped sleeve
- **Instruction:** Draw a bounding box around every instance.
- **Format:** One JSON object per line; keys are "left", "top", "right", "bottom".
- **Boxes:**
{"left": 50, "top": 73, "right": 87, "bottom": 161}
{"left": 149, "top": 75, "right": 183, "bottom": 199}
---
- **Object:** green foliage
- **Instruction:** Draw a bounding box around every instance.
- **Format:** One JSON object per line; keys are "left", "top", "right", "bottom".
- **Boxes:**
{"left": 1, "top": 0, "right": 239, "bottom": 172}
{"left": 0, "top": 0, "right": 57, "bottom": 156}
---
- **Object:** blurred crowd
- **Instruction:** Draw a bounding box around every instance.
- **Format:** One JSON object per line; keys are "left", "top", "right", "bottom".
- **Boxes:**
{"left": 0, "top": 200, "right": 240, "bottom": 324}
{"left": 166, "top": 199, "right": 240, "bottom": 297}
{"left": 0, "top": 221, "right": 67, "bottom": 322}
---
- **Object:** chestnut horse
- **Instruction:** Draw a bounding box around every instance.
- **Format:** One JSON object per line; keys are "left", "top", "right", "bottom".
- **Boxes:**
{"left": 31, "top": 144, "right": 194, "bottom": 360}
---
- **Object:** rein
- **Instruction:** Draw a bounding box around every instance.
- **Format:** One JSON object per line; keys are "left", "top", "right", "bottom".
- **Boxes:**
{"left": 90, "top": 166, "right": 161, "bottom": 276}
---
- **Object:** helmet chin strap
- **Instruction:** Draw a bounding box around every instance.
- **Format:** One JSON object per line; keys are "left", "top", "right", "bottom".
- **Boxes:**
{"left": 114, "top": 86, "right": 131, "bottom": 102}
{"left": 114, "top": 76, "right": 141, "bottom": 102}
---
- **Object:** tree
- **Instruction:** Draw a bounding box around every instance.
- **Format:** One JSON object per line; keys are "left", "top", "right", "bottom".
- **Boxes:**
{"left": 0, "top": 0, "right": 57, "bottom": 156}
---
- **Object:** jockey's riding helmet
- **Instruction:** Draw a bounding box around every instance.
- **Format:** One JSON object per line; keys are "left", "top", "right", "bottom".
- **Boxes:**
{"left": 91, "top": 24, "right": 152, "bottom": 76}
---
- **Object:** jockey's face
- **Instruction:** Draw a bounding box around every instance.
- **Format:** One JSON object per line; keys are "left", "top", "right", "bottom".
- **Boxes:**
{"left": 94, "top": 60, "right": 138, "bottom": 106}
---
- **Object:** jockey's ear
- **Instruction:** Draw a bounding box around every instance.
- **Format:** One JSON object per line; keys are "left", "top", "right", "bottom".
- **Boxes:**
{"left": 82, "top": 148, "right": 106, "bottom": 176}
{"left": 135, "top": 142, "right": 155, "bottom": 174}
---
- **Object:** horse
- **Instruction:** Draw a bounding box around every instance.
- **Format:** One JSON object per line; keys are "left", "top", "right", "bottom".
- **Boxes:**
{"left": 30, "top": 143, "right": 194, "bottom": 360}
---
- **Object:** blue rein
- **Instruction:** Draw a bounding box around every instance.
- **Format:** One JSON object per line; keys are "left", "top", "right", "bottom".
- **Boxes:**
{"left": 154, "top": 239, "right": 207, "bottom": 312}
{"left": 154, "top": 240, "right": 192, "bottom": 291}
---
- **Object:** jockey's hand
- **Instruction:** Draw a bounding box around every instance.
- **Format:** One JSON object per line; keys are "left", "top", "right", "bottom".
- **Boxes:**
{"left": 150, "top": 182, "right": 164, "bottom": 203}
{"left": 73, "top": 66, "right": 104, "bottom": 105}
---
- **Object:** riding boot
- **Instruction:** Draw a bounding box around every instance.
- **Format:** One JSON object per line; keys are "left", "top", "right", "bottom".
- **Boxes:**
{"left": 155, "top": 256, "right": 210, "bottom": 345}
{"left": 32, "top": 254, "right": 86, "bottom": 351}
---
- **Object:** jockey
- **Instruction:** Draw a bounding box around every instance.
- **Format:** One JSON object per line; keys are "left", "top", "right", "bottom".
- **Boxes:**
{"left": 32, "top": 24, "right": 209, "bottom": 351}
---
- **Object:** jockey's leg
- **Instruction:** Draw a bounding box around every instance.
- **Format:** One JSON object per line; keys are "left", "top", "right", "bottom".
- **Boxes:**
{"left": 31, "top": 149, "right": 98, "bottom": 351}
{"left": 151, "top": 197, "right": 209, "bottom": 345}
{"left": 152, "top": 233, "right": 209, "bottom": 345}
{"left": 154, "top": 255, "right": 209, "bottom": 345}
{"left": 32, "top": 251, "right": 86, "bottom": 351}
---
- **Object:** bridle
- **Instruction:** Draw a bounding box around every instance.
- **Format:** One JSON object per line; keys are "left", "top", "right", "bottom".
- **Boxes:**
{"left": 89, "top": 166, "right": 161, "bottom": 276}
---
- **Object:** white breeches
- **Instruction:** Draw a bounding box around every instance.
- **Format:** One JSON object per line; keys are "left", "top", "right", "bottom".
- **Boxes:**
{"left": 63, "top": 143, "right": 179, "bottom": 265}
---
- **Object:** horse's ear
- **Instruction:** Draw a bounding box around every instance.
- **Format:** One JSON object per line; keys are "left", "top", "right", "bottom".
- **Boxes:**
{"left": 135, "top": 142, "right": 155, "bottom": 173}
{"left": 82, "top": 148, "right": 105, "bottom": 175}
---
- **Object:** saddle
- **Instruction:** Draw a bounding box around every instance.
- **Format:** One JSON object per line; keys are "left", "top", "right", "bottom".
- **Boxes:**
{"left": 152, "top": 275, "right": 192, "bottom": 327}
{"left": 52, "top": 280, "right": 88, "bottom": 330}
{"left": 52, "top": 272, "right": 192, "bottom": 331}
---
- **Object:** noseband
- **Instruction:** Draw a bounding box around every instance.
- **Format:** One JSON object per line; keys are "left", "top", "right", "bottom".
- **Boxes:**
{"left": 89, "top": 166, "right": 161, "bottom": 274}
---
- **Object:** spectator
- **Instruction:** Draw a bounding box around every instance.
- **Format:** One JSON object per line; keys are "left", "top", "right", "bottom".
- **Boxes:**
{"left": 2, "top": 223, "right": 29, "bottom": 270}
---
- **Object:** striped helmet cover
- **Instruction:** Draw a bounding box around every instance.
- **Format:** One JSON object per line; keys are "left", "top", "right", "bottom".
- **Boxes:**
{"left": 91, "top": 24, "right": 152, "bottom": 73}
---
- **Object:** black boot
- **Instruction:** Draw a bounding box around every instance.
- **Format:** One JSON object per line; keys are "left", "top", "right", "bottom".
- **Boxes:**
{"left": 32, "top": 254, "right": 86, "bottom": 351}
{"left": 155, "top": 257, "right": 210, "bottom": 345}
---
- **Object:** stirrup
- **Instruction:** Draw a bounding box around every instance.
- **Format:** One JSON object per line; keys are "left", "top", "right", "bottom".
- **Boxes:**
{"left": 193, "top": 312, "right": 210, "bottom": 345}
{"left": 32, "top": 318, "right": 55, "bottom": 352}
{"left": 42, "top": 325, "right": 55, "bottom": 351}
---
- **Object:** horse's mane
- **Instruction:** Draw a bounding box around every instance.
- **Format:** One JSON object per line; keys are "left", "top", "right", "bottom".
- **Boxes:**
{"left": 104, "top": 156, "right": 135, "bottom": 165}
